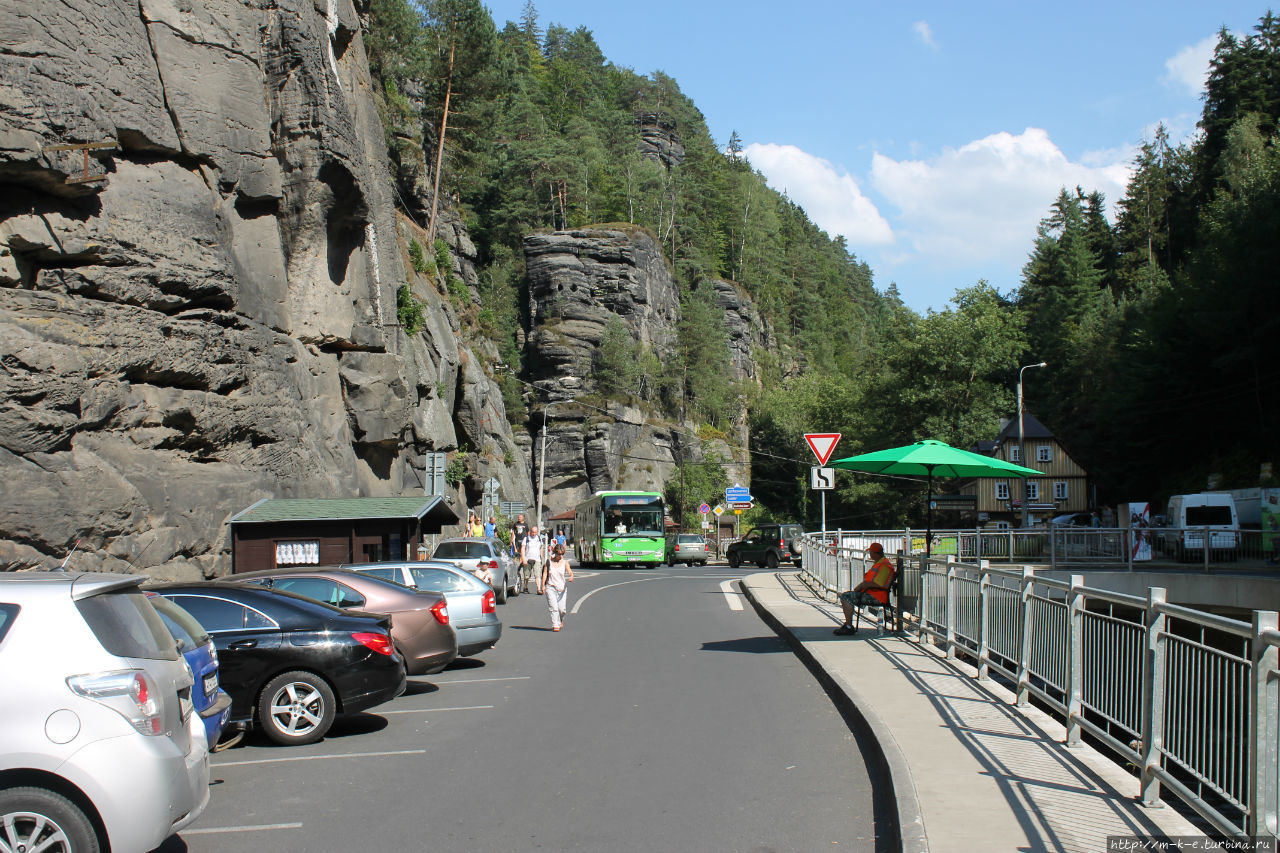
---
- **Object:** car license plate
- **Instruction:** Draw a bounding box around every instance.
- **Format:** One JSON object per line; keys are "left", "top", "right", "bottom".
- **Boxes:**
{"left": 203, "top": 673, "right": 218, "bottom": 697}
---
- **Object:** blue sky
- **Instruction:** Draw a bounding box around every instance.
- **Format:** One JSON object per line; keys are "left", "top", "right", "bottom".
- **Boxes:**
{"left": 484, "top": 1, "right": 1269, "bottom": 311}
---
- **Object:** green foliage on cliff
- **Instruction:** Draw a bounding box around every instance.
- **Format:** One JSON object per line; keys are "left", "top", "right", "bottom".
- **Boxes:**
{"left": 396, "top": 284, "right": 426, "bottom": 336}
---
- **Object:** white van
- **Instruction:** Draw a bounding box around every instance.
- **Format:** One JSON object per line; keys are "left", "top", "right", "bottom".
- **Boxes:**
{"left": 1158, "top": 493, "right": 1240, "bottom": 559}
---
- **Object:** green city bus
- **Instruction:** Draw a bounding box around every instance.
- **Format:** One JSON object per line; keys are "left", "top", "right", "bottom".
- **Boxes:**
{"left": 573, "top": 491, "right": 665, "bottom": 568}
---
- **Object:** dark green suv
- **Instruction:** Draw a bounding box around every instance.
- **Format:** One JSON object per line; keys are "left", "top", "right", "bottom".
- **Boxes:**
{"left": 725, "top": 523, "right": 804, "bottom": 568}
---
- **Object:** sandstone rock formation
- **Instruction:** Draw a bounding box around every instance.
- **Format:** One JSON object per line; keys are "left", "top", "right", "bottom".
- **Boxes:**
{"left": 0, "top": 0, "right": 532, "bottom": 576}
{"left": 521, "top": 227, "right": 750, "bottom": 521}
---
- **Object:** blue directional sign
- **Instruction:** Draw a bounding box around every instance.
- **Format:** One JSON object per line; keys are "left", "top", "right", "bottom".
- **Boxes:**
{"left": 725, "top": 485, "right": 752, "bottom": 503}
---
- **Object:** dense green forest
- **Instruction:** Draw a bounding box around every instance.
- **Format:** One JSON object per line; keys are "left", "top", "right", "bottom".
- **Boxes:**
{"left": 367, "top": 1, "right": 1279, "bottom": 529}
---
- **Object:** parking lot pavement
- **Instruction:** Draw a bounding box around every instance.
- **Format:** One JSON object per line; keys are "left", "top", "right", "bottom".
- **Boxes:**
{"left": 163, "top": 657, "right": 532, "bottom": 852}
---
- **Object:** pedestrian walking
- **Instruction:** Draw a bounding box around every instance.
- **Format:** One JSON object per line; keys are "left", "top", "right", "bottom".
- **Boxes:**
{"left": 540, "top": 543, "right": 574, "bottom": 631}
{"left": 520, "top": 525, "right": 544, "bottom": 595}
{"left": 484, "top": 515, "right": 497, "bottom": 539}
{"left": 470, "top": 513, "right": 484, "bottom": 538}
{"left": 511, "top": 513, "right": 529, "bottom": 557}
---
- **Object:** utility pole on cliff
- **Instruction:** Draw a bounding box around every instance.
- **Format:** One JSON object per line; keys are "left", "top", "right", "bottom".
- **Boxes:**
{"left": 536, "top": 398, "right": 575, "bottom": 535}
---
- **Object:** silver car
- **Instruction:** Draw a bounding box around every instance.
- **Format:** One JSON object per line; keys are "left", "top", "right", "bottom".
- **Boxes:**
{"left": 428, "top": 538, "right": 519, "bottom": 602}
{"left": 344, "top": 561, "right": 503, "bottom": 657}
{"left": 0, "top": 572, "right": 210, "bottom": 853}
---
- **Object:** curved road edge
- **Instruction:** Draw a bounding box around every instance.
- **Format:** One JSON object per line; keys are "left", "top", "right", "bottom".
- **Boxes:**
{"left": 739, "top": 572, "right": 929, "bottom": 853}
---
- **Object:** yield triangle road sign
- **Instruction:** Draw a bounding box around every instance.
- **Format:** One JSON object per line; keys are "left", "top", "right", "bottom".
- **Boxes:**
{"left": 804, "top": 433, "right": 842, "bottom": 466}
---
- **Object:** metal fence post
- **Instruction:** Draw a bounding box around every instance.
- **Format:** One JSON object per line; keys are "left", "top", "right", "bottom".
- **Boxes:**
{"left": 1203, "top": 526, "right": 1211, "bottom": 573}
{"left": 1248, "top": 610, "right": 1279, "bottom": 836}
{"left": 1126, "top": 527, "right": 1133, "bottom": 572}
{"left": 921, "top": 555, "right": 934, "bottom": 645}
{"left": 978, "top": 562, "right": 991, "bottom": 681}
{"left": 1066, "top": 574, "right": 1085, "bottom": 747}
{"left": 1050, "top": 526, "right": 1057, "bottom": 571}
{"left": 1017, "top": 565, "right": 1035, "bottom": 707}
{"left": 1141, "top": 587, "right": 1167, "bottom": 808}
{"left": 945, "top": 556, "right": 958, "bottom": 660}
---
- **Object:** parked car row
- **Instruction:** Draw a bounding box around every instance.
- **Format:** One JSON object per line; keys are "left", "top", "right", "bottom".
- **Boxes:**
{"left": 1, "top": 557, "right": 512, "bottom": 851}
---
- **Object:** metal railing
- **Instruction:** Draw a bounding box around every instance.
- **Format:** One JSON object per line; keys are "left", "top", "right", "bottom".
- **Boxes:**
{"left": 797, "top": 532, "right": 1280, "bottom": 839}
{"left": 803, "top": 526, "right": 1280, "bottom": 571}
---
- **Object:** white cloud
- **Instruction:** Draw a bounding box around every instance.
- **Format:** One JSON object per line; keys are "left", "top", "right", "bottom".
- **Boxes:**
{"left": 868, "top": 128, "right": 1133, "bottom": 267}
{"left": 742, "top": 142, "right": 894, "bottom": 245}
{"left": 913, "top": 20, "right": 936, "bottom": 49}
{"left": 1165, "top": 35, "right": 1217, "bottom": 97}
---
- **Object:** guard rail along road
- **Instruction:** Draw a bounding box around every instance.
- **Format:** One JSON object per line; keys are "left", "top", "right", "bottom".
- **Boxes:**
{"left": 798, "top": 530, "right": 1280, "bottom": 840}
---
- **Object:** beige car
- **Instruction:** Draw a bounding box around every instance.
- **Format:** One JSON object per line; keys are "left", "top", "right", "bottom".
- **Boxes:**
{"left": 227, "top": 568, "right": 458, "bottom": 675}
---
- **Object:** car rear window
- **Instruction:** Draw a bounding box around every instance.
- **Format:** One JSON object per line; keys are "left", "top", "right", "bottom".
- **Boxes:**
{"left": 148, "top": 594, "right": 211, "bottom": 649}
{"left": 0, "top": 603, "right": 18, "bottom": 644}
{"left": 409, "top": 567, "right": 482, "bottom": 593}
{"left": 1186, "top": 506, "right": 1233, "bottom": 526}
{"left": 433, "top": 542, "right": 489, "bottom": 559}
{"left": 76, "top": 588, "right": 178, "bottom": 661}
{"left": 678, "top": 535, "right": 702, "bottom": 544}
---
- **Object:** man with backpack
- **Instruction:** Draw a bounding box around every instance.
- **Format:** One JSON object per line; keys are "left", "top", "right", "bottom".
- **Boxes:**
{"left": 520, "top": 524, "right": 544, "bottom": 595}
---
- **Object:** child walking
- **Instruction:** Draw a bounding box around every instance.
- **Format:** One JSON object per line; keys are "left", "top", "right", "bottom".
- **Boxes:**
{"left": 539, "top": 544, "right": 574, "bottom": 632}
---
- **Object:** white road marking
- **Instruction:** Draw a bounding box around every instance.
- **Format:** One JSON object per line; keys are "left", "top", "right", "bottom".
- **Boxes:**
{"left": 214, "top": 749, "right": 425, "bottom": 767}
{"left": 570, "top": 576, "right": 661, "bottom": 613}
{"left": 720, "top": 579, "right": 745, "bottom": 611}
{"left": 183, "top": 823, "right": 303, "bottom": 835}
{"left": 380, "top": 705, "right": 494, "bottom": 714}
{"left": 433, "top": 676, "right": 530, "bottom": 684}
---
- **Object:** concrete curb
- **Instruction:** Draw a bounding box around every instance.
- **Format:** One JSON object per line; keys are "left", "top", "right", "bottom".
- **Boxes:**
{"left": 740, "top": 576, "right": 929, "bottom": 853}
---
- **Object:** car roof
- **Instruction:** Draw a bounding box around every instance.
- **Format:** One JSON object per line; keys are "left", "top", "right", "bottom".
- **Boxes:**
{"left": 0, "top": 571, "right": 145, "bottom": 600}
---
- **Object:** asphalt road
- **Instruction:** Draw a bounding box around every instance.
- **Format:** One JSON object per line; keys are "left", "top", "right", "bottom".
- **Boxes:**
{"left": 162, "top": 565, "right": 886, "bottom": 853}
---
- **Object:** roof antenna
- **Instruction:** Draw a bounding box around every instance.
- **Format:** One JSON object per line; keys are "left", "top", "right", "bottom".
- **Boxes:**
{"left": 57, "top": 539, "right": 81, "bottom": 571}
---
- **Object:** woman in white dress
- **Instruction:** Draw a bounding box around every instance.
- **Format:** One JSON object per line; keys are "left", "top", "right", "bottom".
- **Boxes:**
{"left": 539, "top": 544, "right": 574, "bottom": 632}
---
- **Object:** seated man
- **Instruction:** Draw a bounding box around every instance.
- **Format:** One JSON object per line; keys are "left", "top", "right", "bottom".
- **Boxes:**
{"left": 833, "top": 542, "right": 894, "bottom": 636}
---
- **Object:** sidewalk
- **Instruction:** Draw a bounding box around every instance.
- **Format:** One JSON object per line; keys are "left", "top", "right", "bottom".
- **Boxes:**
{"left": 740, "top": 571, "right": 1202, "bottom": 853}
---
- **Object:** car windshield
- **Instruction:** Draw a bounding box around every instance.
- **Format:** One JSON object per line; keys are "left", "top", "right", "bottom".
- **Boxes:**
{"left": 433, "top": 542, "right": 492, "bottom": 559}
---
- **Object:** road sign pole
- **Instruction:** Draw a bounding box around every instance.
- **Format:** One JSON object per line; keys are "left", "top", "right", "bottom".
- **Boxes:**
{"left": 822, "top": 491, "right": 827, "bottom": 538}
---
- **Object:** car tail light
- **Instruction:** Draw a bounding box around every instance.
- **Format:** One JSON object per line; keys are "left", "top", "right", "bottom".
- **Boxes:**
{"left": 352, "top": 631, "right": 395, "bottom": 656}
{"left": 705, "top": 543, "right": 710, "bottom": 552}
{"left": 430, "top": 598, "right": 450, "bottom": 625}
{"left": 481, "top": 589, "right": 496, "bottom": 614}
{"left": 484, "top": 559, "right": 498, "bottom": 571}
{"left": 67, "top": 669, "right": 164, "bottom": 735}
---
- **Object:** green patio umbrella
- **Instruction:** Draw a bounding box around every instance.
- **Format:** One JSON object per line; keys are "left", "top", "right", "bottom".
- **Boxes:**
{"left": 829, "top": 439, "right": 1041, "bottom": 557}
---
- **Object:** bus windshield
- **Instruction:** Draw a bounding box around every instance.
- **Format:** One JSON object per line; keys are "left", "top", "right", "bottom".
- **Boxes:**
{"left": 602, "top": 495, "right": 664, "bottom": 536}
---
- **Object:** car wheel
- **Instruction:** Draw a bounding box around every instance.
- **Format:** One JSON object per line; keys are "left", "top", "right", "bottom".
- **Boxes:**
{"left": 495, "top": 580, "right": 508, "bottom": 604}
{"left": 0, "top": 786, "right": 100, "bottom": 853}
{"left": 258, "top": 671, "right": 336, "bottom": 746}
{"left": 727, "top": 552, "right": 740, "bottom": 569}
{"left": 765, "top": 552, "right": 779, "bottom": 569}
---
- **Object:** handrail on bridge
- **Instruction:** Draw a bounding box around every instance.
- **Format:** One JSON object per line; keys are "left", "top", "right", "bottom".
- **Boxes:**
{"left": 796, "top": 530, "right": 1280, "bottom": 840}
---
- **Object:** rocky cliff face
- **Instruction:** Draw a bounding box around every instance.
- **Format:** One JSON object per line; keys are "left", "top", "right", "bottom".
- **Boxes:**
{"left": 521, "top": 227, "right": 750, "bottom": 520}
{"left": 0, "top": 0, "right": 532, "bottom": 576}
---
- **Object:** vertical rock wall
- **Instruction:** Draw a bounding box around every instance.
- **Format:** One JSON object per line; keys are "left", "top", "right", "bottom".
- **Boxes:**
{"left": 0, "top": 0, "right": 532, "bottom": 576}
{"left": 521, "top": 227, "right": 753, "bottom": 521}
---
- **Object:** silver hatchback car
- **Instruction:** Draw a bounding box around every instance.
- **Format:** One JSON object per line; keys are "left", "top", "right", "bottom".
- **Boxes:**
{"left": 343, "top": 562, "right": 503, "bottom": 657}
{"left": 0, "top": 572, "right": 210, "bottom": 853}
{"left": 428, "top": 538, "right": 519, "bottom": 602}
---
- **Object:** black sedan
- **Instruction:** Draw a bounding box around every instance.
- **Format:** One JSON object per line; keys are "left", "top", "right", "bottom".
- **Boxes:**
{"left": 150, "top": 582, "right": 407, "bottom": 746}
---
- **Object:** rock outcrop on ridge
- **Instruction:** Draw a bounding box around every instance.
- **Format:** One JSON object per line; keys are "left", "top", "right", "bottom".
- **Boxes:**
{"left": 0, "top": 0, "right": 532, "bottom": 577}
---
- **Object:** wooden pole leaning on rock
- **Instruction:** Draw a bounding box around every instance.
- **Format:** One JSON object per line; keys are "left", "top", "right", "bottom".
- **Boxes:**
{"left": 42, "top": 140, "right": 118, "bottom": 185}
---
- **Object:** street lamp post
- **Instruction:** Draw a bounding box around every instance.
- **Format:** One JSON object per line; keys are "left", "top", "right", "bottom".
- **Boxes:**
{"left": 536, "top": 399, "right": 575, "bottom": 535}
{"left": 1018, "top": 361, "right": 1047, "bottom": 528}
